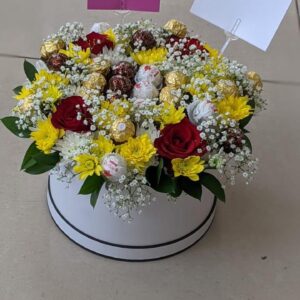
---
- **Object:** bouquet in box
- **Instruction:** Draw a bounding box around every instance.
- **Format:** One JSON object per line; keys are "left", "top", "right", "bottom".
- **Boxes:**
{"left": 1, "top": 19, "right": 266, "bottom": 219}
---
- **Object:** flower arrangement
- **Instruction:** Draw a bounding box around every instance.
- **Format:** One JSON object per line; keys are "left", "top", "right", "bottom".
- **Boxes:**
{"left": 1, "top": 19, "right": 266, "bottom": 220}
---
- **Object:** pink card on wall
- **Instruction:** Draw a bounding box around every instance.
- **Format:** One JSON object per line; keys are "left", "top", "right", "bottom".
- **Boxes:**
{"left": 88, "top": 0, "right": 160, "bottom": 12}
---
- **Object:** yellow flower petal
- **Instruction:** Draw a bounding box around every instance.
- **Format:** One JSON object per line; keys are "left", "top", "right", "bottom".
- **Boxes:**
{"left": 172, "top": 156, "right": 205, "bottom": 181}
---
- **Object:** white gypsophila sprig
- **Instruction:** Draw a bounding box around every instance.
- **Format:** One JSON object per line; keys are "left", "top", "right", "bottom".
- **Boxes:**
{"left": 104, "top": 171, "right": 155, "bottom": 221}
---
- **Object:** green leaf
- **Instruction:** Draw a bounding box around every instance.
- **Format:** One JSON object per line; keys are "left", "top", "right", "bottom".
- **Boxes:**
{"left": 169, "top": 179, "right": 183, "bottom": 198}
{"left": 24, "top": 60, "right": 37, "bottom": 82}
{"left": 13, "top": 86, "right": 23, "bottom": 95}
{"left": 21, "top": 142, "right": 40, "bottom": 170}
{"left": 156, "top": 158, "right": 164, "bottom": 185}
{"left": 24, "top": 163, "right": 57, "bottom": 175}
{"left": 32, "top": 151, "right": 60, "bottom": 166}
{"left": 179, "top": 177, "right": 203, "bottom": 200}
{"left": 21, "top": 142, "right": 60, "bottom": 174}
{"left": 243, "top": 135, "right": 252, "bottom": 152}
{"left": 79, "top": 175, "right": 105, "bottom": 195}
{"left": 90, "top": 189, "right": 101, "bottom": 208}
{"left": 200, "top": 172, "right": 225, "bottom": 202}
{"left": 146, "top": 166, "right": 177, "bottom": 194}
{"left": 1, "top": 116, "right": 31, "bottom": 138}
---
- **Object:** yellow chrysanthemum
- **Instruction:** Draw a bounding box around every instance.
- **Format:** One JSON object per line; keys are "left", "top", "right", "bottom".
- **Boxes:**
{"left": 171, "top": 156, "right": 205, "bottom": 181}
{"left": 60, "top": 43, "right": 92, "bottom": 65}
{"left": 91, "top": 135, "right": 114, "bottom": 159}
{"left": 15, "top": 87, "right": 34, "bottom": 100}
{"left": 204, "top": 43, "right": 220, "bottom": 59}
{"left": 42, "top": 85, "right": 62, "bottom": 102}
{"left": 118, "top": 134, "right": 156, "bottom": 171}
{"left": 73, "top": 154, "right": 102, "bottom": 180}
{"left": 157, "top": 103, "right": 185, "bottom": 128}
{"left": 103, "top": 28, "right": 116, "bottom": 44}
{"left": 31, "top": 118, "right": 64, "bottom": 154}
{"left": 215, "top": 95, "right": 252, "bottom": 121}
{"left": 34, "top": 69, "right": 69, "bottom": 86}
{"left": 131, "top": 47, "right": 167, "bottom": 65}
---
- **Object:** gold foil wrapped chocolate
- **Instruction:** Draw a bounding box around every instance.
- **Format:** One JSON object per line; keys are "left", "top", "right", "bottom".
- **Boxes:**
{"left": 164, "top": 19, "right": 187, "bottom": 38}
{"left": 247, "top": 71, "right": 263, "bottom": 91}
{"left": 82, "top": 72, "right": 107, "bottom": 92}
{"left": 89, "top": 59, "right": 111, "bottom": 76}
{"left": 216, "top": 79, "right": 239, "bottom": 97}
{"left": 40, "top": 38, "right": 65, "bottom": 60}
{"left": 159, "top": 86, "right": 179, "bottom": 104}
{"left": 165, "top": 71, "right": 188, "bottom": 88}
{"left": 110, "top": 118, "right": 135, "bottom": 143}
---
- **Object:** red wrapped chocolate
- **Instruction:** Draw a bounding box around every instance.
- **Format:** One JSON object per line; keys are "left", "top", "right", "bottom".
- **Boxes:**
{"left": 130, "top": 30, "right": 156, "bottom": 50}
{"left": 112, "top": 61, "right": 136, "bottom": 80}
{"left": 108, "top": 75, "right": 133, "bottom": 95}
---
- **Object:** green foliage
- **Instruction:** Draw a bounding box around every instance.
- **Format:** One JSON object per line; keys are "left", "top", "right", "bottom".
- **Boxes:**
{"left": 243, "top": 135, "right": 252, "bottom": 152}
{"left": 13, "top": 86, "right": 23, "bottom": 95}
{"left": 79, "top": 175, "right": 105, "bottom": 208}
{"left": 146, "top": 163, "right": 179, "bottom": 195}
{"left": 21, "top": 142, "right": 60, "bottom": 175}
{"left": 1, "top": 116, "right": 31, "bottom": 138}
{"left": 24, "top": 60, "right": 38, "bottom": 82}
{"left": 179, "top": 177, "right": 202, "bottom": 200}
{"left": 200, "top": 172, "right": 225, "bottom": 202}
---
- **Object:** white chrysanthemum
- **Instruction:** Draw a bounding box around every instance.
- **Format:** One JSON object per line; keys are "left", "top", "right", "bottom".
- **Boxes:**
{"left": 100, "top": 45, "right": 134, "bottom": 65}
{"left": 54, "top": 131, "right": 92, "bottom": 160}
{"left": 187, "top": 100, "right": 214, "bottom": 125}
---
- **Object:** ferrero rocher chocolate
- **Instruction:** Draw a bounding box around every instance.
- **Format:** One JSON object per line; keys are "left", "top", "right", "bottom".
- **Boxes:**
{"left": 112, "top": 61, "right": 136, "bottom": 80}
{"left": 110, "top": 118, "right": 135, "bottom": 143}
{"left": 216, "top": 79, "right": 239, "bottom": 97}
{"left": 40, "top": 38, "right": 65, "bottom": 60}
{"left": 83, "top": 73, "right": 107, "bottom": 92}
{"left": 247, "top": 71, "right": 263, "bottom": 91}
{"left": 46, "top": 53, "right": 67, "bottom": 71}
{"left": 164, "top": 19, "right": 187, "bottom": 38}
{"left": 165, "top": 71, "right": 188, "bottom": 88}
{"left": 159, "top": 86, "right": 179, "bottom": 104}
{"left": 89, "top": 59, "right": 111, "bottom": 76}
{"left": 109, "top": 75, "right": 133, "bottom": 95}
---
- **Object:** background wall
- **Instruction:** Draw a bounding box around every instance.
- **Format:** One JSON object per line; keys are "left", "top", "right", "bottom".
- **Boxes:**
{"left": 0, "top": 1, "right": 300, "bottom": 299}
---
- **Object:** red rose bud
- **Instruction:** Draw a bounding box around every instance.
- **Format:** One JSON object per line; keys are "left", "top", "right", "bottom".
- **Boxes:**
{"left": 51, "top": 96, "right": 92, "bottom": 132}
{"left": 75, "top": 32, "right": 114, "bottom": 55}
{"left": 154, "top": 117, "right": 207, "bottom": 160}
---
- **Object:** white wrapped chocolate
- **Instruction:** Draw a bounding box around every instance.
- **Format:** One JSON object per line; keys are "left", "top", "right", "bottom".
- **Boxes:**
{"left": 135, "top": 65, "right": 162, "bottom": 88}
{"left": 90, "top": 22, "right": 111, "bottom": 33}
{"left": 133, "top": 80, "right": 159, "bottom": 99}
{"left": 187, "top": 100, "right": 215, "bottom": 125}
{"left": 101, "top": 153, "right": 127, "bottom": 182}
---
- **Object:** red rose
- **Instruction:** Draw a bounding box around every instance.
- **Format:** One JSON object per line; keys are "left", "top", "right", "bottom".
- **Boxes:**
{"left": 167, "top": 36, "right": 208, "bottom": 56}
{"left": 51, "top": 96, "right": 92, "bottom": 132}
{"left": 154, "top": 118, "right": 207, "bottom": 160}
{"left": 75, "top": 32, "right": 114, "bottom": 55}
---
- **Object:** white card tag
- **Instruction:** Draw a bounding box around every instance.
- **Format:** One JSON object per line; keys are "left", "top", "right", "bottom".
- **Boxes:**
{"left": 190, "top": 0, "right": 292, "bottom": 51}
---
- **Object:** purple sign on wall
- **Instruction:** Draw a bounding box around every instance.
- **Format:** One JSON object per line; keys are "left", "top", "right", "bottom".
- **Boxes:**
{"left": 87, "top": 0, "right": 160, "bottom": 12}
